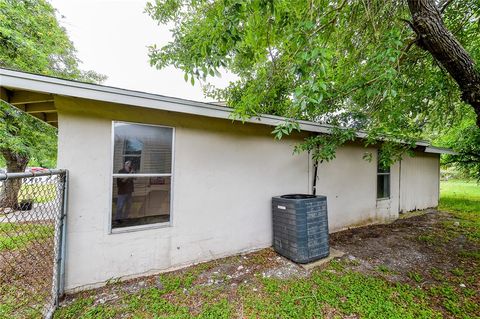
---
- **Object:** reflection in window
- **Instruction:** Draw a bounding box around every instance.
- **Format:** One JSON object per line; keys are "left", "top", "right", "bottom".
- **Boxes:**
{"left": 123, "top": 138, "right": 143, "bottom": 172}
{"left": 113, "top": 123, "right": 172, "bottom": 174}
{"left": 377, "top": 151, "right": 391, "bottom": 199}
{"left": 112, "top": 122, "right": 173, "bottom": 229}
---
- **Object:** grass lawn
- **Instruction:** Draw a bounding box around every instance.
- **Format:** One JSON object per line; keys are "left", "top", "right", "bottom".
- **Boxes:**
{"left": 440, "top": 180, "right": 480, "bottom": 242}
{"left": 49, "top": 180, "right": 478, "bottom": 318}
{"left": 440, "top": 179, "right": 480, "bottom": 212}
{"left": 18, "top": 183, "right": 57, "bottom": 203}
{"left": 0, "top": 222, "right": 54, "bottom": 251}
{"left": 0, "top": 222, "right": 56, "bottom": 319}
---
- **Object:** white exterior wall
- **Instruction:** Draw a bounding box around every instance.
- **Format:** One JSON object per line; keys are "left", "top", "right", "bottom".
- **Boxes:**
{"left": 314, "top": 145, "right": 400, "bottom": 232}
{"left": 56, "top": 96, "right": 440, "bottom": 291}
{"left": 56, "top": 96, "right": 311, "bottom": 291}
{"left": 399, "top": 152, "right": 440, "bottom": 212}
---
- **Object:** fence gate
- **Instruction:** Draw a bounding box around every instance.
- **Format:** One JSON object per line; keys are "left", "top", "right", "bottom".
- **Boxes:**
{"left": 0, "top": 169, "right": 68, "bottom": 319}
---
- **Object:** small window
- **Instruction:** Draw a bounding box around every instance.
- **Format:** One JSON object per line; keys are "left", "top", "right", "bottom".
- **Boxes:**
{"left": 377, "top": 151, "right": 390, "bottom": 199}
{"left": 112, "top": 122, "right": 173, "bottom": 229}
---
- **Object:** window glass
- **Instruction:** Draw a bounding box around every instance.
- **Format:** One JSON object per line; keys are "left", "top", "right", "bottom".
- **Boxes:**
{"left": 113, "top": 123, "right": 172, "bottom": 174}
{"left": 112, "top": 177, "right": 171, "bottom": 228}
{"left": 377, "top": 151, "right": 391, "bottom": 199}
{"left": 112, "top": 122, "right": 173, "bottom": 229}
{"left": 377, "top": 174, "right": 390, "bottom": 199}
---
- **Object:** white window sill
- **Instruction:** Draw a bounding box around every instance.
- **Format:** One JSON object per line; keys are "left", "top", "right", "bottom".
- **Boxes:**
{"left": 110, "top": 221, "right": 172, "bottom": 234}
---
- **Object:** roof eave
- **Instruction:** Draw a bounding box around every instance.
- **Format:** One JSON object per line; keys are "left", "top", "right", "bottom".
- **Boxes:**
{"left": 424, "top": 146, "right": 457, "bottom": 155}
{"left": 0, "top": 68, "right": 454, "bottom": 154}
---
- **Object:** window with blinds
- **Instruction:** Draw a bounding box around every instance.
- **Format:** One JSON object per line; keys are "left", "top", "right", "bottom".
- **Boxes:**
{"left": 111, "top": 122, "right": 174, "bottom": 229}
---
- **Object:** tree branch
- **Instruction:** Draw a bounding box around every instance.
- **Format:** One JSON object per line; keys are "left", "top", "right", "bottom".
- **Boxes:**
{"left": 407, "top": 0, "right": 480, "bottom": 127}
{"left": 440, "top": 0, "right": 454, "bottom": 13}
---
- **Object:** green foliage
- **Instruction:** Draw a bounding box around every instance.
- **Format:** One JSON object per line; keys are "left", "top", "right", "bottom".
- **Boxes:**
{"left": 0, "top": 0, "right": 105, "bottom": 169}
{"left": 407, "top": 271, "right": 423, "bottom": 283}
{"left": 50, "top": 180, "right": 480, "bottom": 318}
{"left": 294, "top": 126, "right": 356, "bottom": 162}
{"left": 443, "top": 125, "right": 480, "bottom": 181}
{"left": 54, "top": 289, "right": 232, "bottom": 319}
{"left": 146, "top": 0, "right": 480, "bottom": 163}
{"left": 439, "top": 180, "right": 480, "bottom": 241}
{"left": 243, "top": 270, "right": 440, "bottom": 318}
{"left": 0, "top": 222, "right": 53, "bottom": 251}
{"left": 376, "top": 264, "right": 391, "bottom": 273}
{"left": 0, "top": 100, "right": 57, "bottom": 167}
{"left": 0, "top": 0, "right": 105, "bottom": 83}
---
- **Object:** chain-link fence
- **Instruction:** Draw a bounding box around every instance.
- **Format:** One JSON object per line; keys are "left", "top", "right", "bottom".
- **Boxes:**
{"left": 0, "top": 169, "right": 68, "bottom": 319}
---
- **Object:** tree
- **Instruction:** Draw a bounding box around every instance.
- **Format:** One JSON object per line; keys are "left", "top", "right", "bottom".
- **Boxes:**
{"left": 432, "top": 110, "right": 480, "bottom": 180}
{"left": 407, "top": 0, "right": 480, "bottom": 127}
{"left": 146, "top": 0, "right": 479, "bottom": 166}
{"left": 0, "top": 0, "right": 105, "bottom": 82}
{"left": 0, "top": 0, "right": 105, "bottom": 207}
{"left": 445, "top": 126, "right": 480, "bottom": 180}
{"left": 0, "top": 101, "right": 57, "bottom": 207}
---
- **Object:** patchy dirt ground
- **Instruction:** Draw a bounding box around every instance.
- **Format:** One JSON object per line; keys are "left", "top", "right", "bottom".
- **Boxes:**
{"left": 56, "top": 209, "right": 479, "bottom": 318}
{"left": 331, "top": 209, "right": 479, "bottom": 288}
{"left": 60, "top": 249, "right": 309, "bottom": 308}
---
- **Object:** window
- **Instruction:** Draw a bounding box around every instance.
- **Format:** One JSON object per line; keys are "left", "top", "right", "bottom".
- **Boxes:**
{"left": 112, "top": 122, "right": 173, "bottom": 229}
{"left": 377, "top": 151, "right": 390, "bottom": 199}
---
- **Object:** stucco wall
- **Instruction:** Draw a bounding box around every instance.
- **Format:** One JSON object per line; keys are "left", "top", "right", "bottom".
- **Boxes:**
{"left": 56, "top": 96, "right": 311, "bottom": 291}
{"left": 314, "top": 145, "right": 401, "bottom": 232}
{"left": 56, "top": 96, "right": 439, "bottom": 291}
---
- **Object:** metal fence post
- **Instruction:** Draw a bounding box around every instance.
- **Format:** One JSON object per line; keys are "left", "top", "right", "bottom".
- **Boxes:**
{"left": 57, "top": 170, "right": 68, "bottom": 300}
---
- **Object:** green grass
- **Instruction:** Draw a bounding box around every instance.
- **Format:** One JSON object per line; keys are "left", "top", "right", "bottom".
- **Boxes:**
{"left": 243, "top": 266, "right": 441, "bottom": 319}
{"left": 55, "top": 289, "right": 232, "bottom": 319}
{"left": 439, "top": 180, "right": 480, "bottom": 241}
{"left": 0, "top": 222, "right": 55, "bottom": 319}
{"left": 0, "top": 222, "right": 53, "bottom": 251}
{"left": 54, "top": 262, "right": 442, "bottom": 319}
{"left": 52, "top": 179, "right": 479, "bottom": 318}
{"left": 0, "top": 285, "right": 44, "bottom": 319}
{"left": 18, "top": 183, "right": 57, "bottom": 203}
{"left": 440, "top": 180, "right": 480, "bottom": 213}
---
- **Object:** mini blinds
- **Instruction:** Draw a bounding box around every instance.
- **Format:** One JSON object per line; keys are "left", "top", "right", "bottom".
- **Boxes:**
{"left": 111, "top": 122, "right": 174, "bottom": 229}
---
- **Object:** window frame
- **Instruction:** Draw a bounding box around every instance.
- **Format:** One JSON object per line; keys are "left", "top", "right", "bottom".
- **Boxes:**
{"left": 376, "top": 151, "right": 391, "bottom": 200}
{"left": 108, "top": 121, "right": 175, "bottom": 234}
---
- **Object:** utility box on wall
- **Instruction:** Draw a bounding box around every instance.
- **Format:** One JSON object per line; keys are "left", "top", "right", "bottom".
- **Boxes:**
{"left": 272, "top": 194, "right": 329, "bottom": 264}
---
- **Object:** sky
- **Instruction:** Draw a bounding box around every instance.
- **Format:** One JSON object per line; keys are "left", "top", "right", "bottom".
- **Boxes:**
{"left": 48, "top": 0, "right": 234, "bottom": 102}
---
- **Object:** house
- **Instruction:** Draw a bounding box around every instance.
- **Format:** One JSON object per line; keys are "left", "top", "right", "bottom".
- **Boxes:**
{"left": 0, "top": 68, "right": 453, "bottom": 292}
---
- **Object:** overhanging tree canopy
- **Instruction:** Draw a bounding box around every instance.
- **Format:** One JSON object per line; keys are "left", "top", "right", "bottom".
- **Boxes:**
{"left": 146, "top": 0, "right": 480, "bottom": 166}
{"left": 0, "top": 0, "right": 105, "bottom": 170}
{"left": 0, "top": 100, "right": 57, "bottom": 206}
{"left": 0, "top": 0, "right": 105, "bottom": 207}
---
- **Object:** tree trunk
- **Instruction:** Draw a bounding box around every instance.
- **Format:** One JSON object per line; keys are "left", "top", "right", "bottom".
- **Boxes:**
{"left": 0, "top": 150, "right": 29, "bottom": 208}
{"left": 407, "top": 0, "right": 480, "bottom": 127}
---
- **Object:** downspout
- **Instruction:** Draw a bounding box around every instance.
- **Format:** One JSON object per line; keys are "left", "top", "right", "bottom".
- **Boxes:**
{"left": 58, "top": 170, "right": 69, "bottom": 300}
{"left": 312, "top": 142, "right": 321, "bottom": 195}
{"left": 437, "top": 154, "right": 441, "bottom": 206}
{"left": 397, "top": 159, "right": 402, "bottom": 214}
{"left": 312, "top": 159, "right": 319, "bottom": 195}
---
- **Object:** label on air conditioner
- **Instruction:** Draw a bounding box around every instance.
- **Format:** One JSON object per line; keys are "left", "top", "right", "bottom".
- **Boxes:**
{"left": 277, "top": 205, "right": 286, "bottom": 210}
